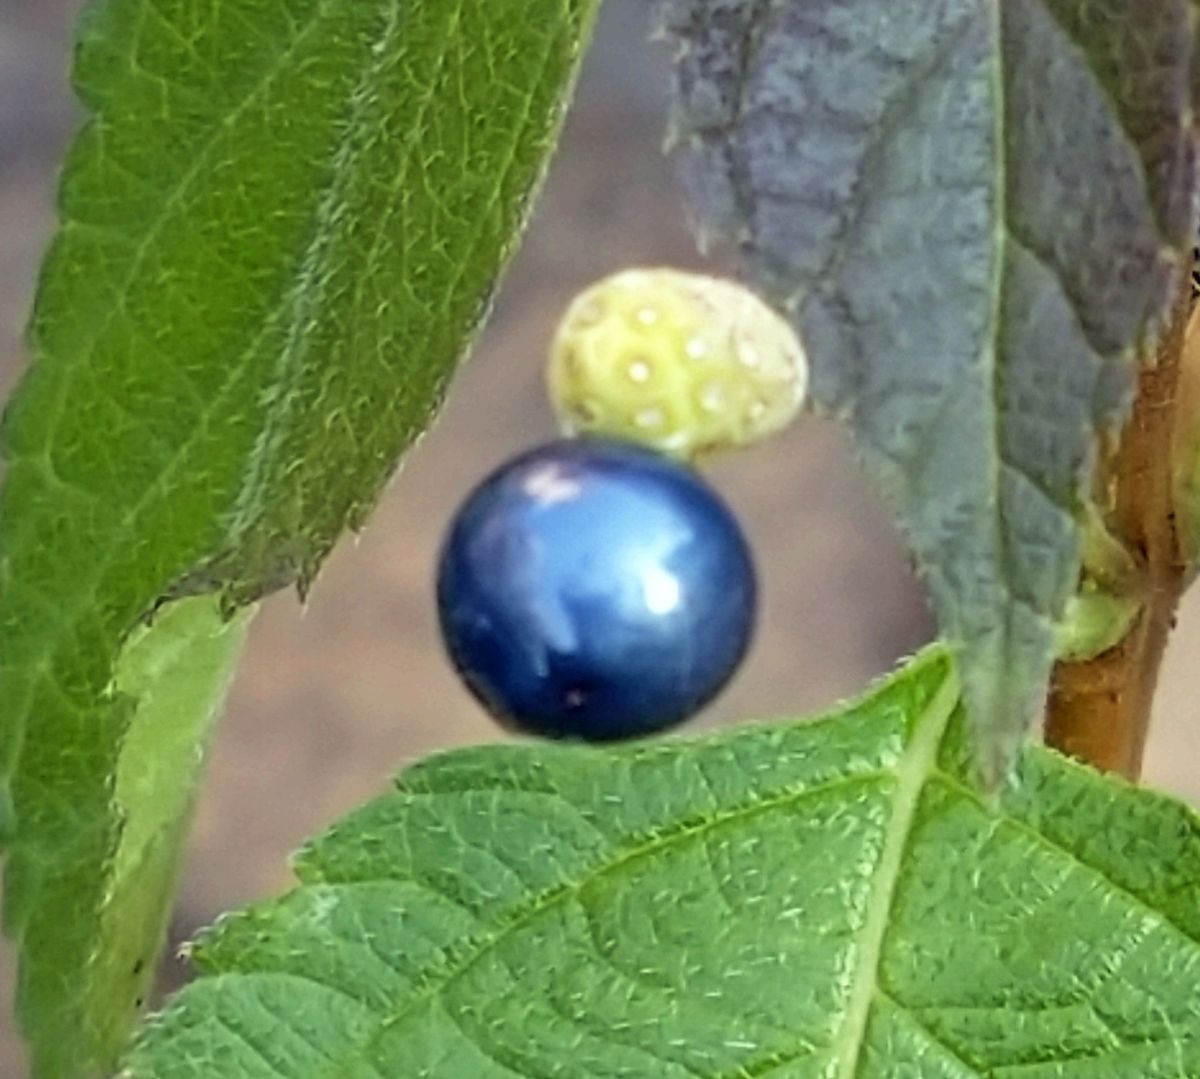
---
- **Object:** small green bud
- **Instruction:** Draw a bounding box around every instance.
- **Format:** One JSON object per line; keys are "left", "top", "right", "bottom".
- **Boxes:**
{"left": 1054, "top": 582, "right": 1140, "bottom": 662}
{"left": 1055, "top": 502, "right": 1143, "bottom": 662}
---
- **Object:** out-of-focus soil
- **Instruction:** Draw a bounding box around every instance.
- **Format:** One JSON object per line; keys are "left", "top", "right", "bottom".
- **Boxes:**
{"left": 0, "top": 2, "right": 1197, "bottom": 1074}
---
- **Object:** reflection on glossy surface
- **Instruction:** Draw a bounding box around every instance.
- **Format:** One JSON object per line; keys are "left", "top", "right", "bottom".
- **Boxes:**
{"left": 437, "top": 438, "right": 757, "bottom": 740}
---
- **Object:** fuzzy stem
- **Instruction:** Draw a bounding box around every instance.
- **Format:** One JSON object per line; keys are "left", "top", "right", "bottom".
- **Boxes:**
{"left": 1043, "top": 281, "right": 1193, "bottom": 778}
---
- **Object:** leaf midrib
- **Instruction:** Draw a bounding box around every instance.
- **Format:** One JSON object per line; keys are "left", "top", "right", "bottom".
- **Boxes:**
{"left": 828, "top": 667, "right": 961, "bottom": 1077}
{"left": 311, "top": 767, "right": 899, "bottom": 1078}
{"left": 287, "top": 680, "right": 959, "bottom": 1077}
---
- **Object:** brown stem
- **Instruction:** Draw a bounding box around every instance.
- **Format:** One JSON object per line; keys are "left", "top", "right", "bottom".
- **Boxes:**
{"left": 1044, "top": 281, "right": 1193, "bottom": 779}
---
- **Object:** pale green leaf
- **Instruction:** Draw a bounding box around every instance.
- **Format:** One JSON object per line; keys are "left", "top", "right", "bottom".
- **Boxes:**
{"left": 659, "top": 0, "right": 1198, "bottom": 780}
{"left": 123, "top": 648, "right": 1200, "bottom": 1077}
{"left": 0, "top": 0, "right": 599, "bottom": 1073}
{"left": 94, "top": 597, "right": 253, "bottom": 1071}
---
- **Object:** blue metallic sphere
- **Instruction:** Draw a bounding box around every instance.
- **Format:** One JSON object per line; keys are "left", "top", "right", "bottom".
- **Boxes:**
{"left": 436, "top": 438, "right": 757, "bottom": 741}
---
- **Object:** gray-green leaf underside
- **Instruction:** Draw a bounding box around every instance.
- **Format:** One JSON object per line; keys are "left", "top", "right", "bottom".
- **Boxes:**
{"left": 660, "top": 0, "right": 1198, "bottom": 779}
{"left": 124, "top": 649, "right": 1200, "bottom": 1078}
{"left": 0, "top": 0, "right": 599, "bottom": 1073}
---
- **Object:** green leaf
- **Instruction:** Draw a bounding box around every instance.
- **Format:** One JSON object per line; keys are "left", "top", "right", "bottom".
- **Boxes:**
{"left": 0, "top": 0, "right": 599, "bottom": 1073}
{"left": 2, "top": 595, "right": 251, "bottom": 1079}
{"left": 659, "top": 0, "right": 1198, "bottom": 779}
{"left": 122, "top": 648, "right": 1200, "bottom": 1078}
{"left": 94, "top": 597, "right": 253, "bottom": 1069}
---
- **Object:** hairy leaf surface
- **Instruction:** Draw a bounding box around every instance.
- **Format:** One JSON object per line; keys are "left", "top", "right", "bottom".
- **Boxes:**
{"left": 0, "top": 0, "right": 598, "bottom": 1072}
{"left": 660, "top": 0, "right": 1197, "bottom": 779}
{"left": 124, "top": 649, "right": 1200, "bottom": 1077}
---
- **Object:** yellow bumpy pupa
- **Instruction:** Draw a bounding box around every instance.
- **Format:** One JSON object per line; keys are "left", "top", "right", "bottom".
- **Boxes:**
{"left": 548, "top": 268, "right": 808, "bottom": 458}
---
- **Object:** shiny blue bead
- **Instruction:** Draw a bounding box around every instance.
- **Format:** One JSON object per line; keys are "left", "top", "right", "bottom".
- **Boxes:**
{"left": 437, "top": 438, "right": 757, "bottom": 741}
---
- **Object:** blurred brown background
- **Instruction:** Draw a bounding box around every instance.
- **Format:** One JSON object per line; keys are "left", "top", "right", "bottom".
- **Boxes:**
{"left": 1, "top": 2, "right": 1198, "bottom": 1074}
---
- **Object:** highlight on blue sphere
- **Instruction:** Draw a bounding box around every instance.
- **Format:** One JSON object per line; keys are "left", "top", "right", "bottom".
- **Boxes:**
{"left": 436, "top": 438, "right": 757, "bottom": 741}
